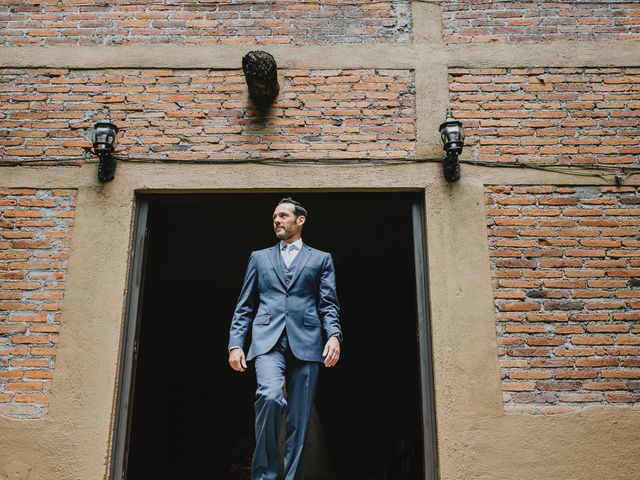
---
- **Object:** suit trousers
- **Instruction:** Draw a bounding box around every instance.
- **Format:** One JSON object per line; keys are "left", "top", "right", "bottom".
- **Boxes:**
{"left": 252, "top": 331, "right": 320, "bottom": 480}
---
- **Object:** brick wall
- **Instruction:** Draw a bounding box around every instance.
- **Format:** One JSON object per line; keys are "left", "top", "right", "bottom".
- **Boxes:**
{"left": 443, "top": 1, "right": 640, "bottom": 43}
{"left": 486, "top": 185, "right": 640, "bottom": 412}
{"left": 0, "top": 188, "right": 76, "bottom": 419}
{"left": 449, "top": 67, "right": 640, "bottom": 167}
{"left": 0, "top": 68, "right": 416, "bottom": 163}
{"left": 2, "top": 0, "right": 411, "bottom": 46}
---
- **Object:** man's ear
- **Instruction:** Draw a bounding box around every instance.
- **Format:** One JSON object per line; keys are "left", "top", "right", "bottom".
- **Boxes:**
{"left": 297, "top": 215, "right": 306, "bottom": 226}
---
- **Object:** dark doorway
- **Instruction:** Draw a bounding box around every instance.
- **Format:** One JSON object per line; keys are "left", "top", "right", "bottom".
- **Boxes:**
{"left": 114, "top": 192, "right": 435, "bottom": 480}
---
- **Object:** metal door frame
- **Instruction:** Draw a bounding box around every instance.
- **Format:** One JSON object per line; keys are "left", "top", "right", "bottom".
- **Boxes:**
{"left": 412, "top": 199, "right": 439, "bottom": 480}
{"left": 109, "top": 197, "right": 149, "bottom": 480}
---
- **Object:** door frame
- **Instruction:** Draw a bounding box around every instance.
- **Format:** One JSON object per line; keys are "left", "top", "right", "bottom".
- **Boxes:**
{"left": 109, "top": 198, "right": 149, "bottom": 480}
{"left": 109, "top": 192, "right": 439, "bottom": 480}
{"left": 413, "top": 200, "right": 439, "bottom": 480}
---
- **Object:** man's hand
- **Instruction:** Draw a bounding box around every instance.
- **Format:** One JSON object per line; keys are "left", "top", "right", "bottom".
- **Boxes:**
{"left": 229, "top": 348, "right": 247, "bottom": 372}
{"left": 322, "top": 336, "right": 340, "bottom": 368}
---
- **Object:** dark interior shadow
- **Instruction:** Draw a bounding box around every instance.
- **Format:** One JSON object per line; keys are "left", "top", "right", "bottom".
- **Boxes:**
{"left": 125, "top": 192, "right": 424, "bottom": 480}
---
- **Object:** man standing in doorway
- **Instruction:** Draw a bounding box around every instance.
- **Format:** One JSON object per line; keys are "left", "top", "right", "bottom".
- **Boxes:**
{"left": 228, "top": 197, "right": 342, "bottom": 480}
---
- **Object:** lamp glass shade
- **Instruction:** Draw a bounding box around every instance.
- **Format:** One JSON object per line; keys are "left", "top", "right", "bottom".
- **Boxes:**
{"left": 93, "top": 121, "right": 118, "bottom": 151}
{"left": 439, "top": 118, "right": 465, "bottom": 151}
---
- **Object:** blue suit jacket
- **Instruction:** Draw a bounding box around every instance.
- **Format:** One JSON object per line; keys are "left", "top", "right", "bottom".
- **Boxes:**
{"left": 228, "top": 243, "right": 341, "bottom": 362}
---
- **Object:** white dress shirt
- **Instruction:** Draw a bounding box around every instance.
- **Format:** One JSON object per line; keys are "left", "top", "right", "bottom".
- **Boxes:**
{"left": 280, "top": 238, "right": 303, "bottom": 268}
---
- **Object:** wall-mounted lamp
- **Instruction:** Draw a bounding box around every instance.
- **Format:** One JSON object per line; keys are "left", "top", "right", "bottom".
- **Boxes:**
{"left": 439, "top": 115, "right": 465, "bottom": 182}
{"left": 92, "top": 121, "right": 119, "bottom": 182}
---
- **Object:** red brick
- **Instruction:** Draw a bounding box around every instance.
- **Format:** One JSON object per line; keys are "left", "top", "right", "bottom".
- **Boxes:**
{"left": 605, "top": 392, "right": 640, "bottom": 403}
{"left": 14, "top": 393, "right": 49, "bottom": 403}
{"left": 508, "top": 370, "right": 552, "bottom": 380}
{"left": 503, "top": 381, "right": 535, "bottom": 391}
{"left": 583, "top": 382, "right": 626, "bottom": 391}
{"left": 530, "top": 359, "right": 574, "bottom": 368}
{"left": 527, "top": 314, "right": 569, "bottom": 323}
{"left": 587, "top": 324, "right": 629, "bottom": 333}
{"left": 5, "top": 381, "right": 43, "bottom": 391}
{"left": 555, "top": 326, "right": 585, "bottom": 335}
{"left": 526, "top": 337, "right": 564, "bottom": 346}
{"left": 602, "top": 369, "right": 640, "bottom": 379}
{"left": 576, "top": 358, "right": 619, "bottom": 368}
{"left": 554, "top": 347, "right": 595, "bottom": 357}
{"left": 556, "top": 369, "right": 599, "bottom": 379}
{"left": 571, "top": 336, "right": 614, "bottom": 346}
{"left": 498, "top": 302, "right": 541, "bottom": 312}
{"left": 558, "top": 393, "right": 604, "bottom": 403}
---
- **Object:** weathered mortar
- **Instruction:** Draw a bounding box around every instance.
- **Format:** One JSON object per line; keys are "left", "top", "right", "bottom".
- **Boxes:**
{"left": 449, "top": 67, "right": 640, "bottom": 167}
{"left": 486, "top": 185, "right": 640, "bottom": 412}
{"left": 1, "top": 0, "right": 412, "bottom": 46}
{"left": 443, "top": 0, "right": 640, "bottom": 44}
{"left": 0, "top": 188, "right": 76, "bottom": 419}
{"left": 0, "top": 68, "right": 416, "bottom": 163}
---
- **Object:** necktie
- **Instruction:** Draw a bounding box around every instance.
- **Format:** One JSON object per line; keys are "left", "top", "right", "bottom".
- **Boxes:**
{"left": 282, "top": 243, "right": 296, "bottom": 268}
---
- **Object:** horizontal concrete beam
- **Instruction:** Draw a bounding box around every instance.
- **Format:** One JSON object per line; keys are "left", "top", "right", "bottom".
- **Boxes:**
{"left": 1, "top": 40, "right": 638, "bottom": 69}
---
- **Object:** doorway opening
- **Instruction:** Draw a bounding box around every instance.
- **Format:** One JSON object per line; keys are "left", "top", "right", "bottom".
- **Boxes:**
{"left": 111, "top": 192, "right": 437, "bottom": 480}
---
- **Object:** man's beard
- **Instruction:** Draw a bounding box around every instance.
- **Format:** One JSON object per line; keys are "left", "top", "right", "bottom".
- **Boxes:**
{"left": 275, "top": 228, "right": 290, "bottom": 240}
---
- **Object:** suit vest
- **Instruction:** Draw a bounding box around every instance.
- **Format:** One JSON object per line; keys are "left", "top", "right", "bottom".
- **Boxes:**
{"left": 276, "top": 246, "right": 302, "bottom": 288}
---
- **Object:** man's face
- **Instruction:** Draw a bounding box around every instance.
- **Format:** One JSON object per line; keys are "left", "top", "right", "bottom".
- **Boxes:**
{"left": 272, "top": 203, "right": 305, "bottom": 241}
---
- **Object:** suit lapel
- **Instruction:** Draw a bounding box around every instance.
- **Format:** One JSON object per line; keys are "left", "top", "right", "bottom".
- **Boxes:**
{"left": 287, "top": 245, "right": 312, "bottom": 290}
{"left": 267, "top": 244, "right": 287, "bottom": 288}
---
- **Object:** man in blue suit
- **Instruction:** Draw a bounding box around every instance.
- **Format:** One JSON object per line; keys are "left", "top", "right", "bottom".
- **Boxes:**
{"left": 228, "top": 197, "right": 342, "bottom": 480}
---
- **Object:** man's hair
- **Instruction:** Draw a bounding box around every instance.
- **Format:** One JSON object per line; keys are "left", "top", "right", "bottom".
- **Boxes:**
{"left": 278, "top": 197, "right": 307, "bottom": 218}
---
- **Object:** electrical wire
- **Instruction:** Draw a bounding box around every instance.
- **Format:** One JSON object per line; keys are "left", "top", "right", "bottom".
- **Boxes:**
{"left": 0, "top": 155, "right": 445, "bottom": 166}
{"left": 1, "top": 153, "right": 638, "bottom": 183}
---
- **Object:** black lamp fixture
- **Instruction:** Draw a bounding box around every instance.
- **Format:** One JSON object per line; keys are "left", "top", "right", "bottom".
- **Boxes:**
{"left": 439, "top": 114, "right": 465, "bottom": 182}
{"left": 92, "top": 120, "right": 119, "bottom": 182}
